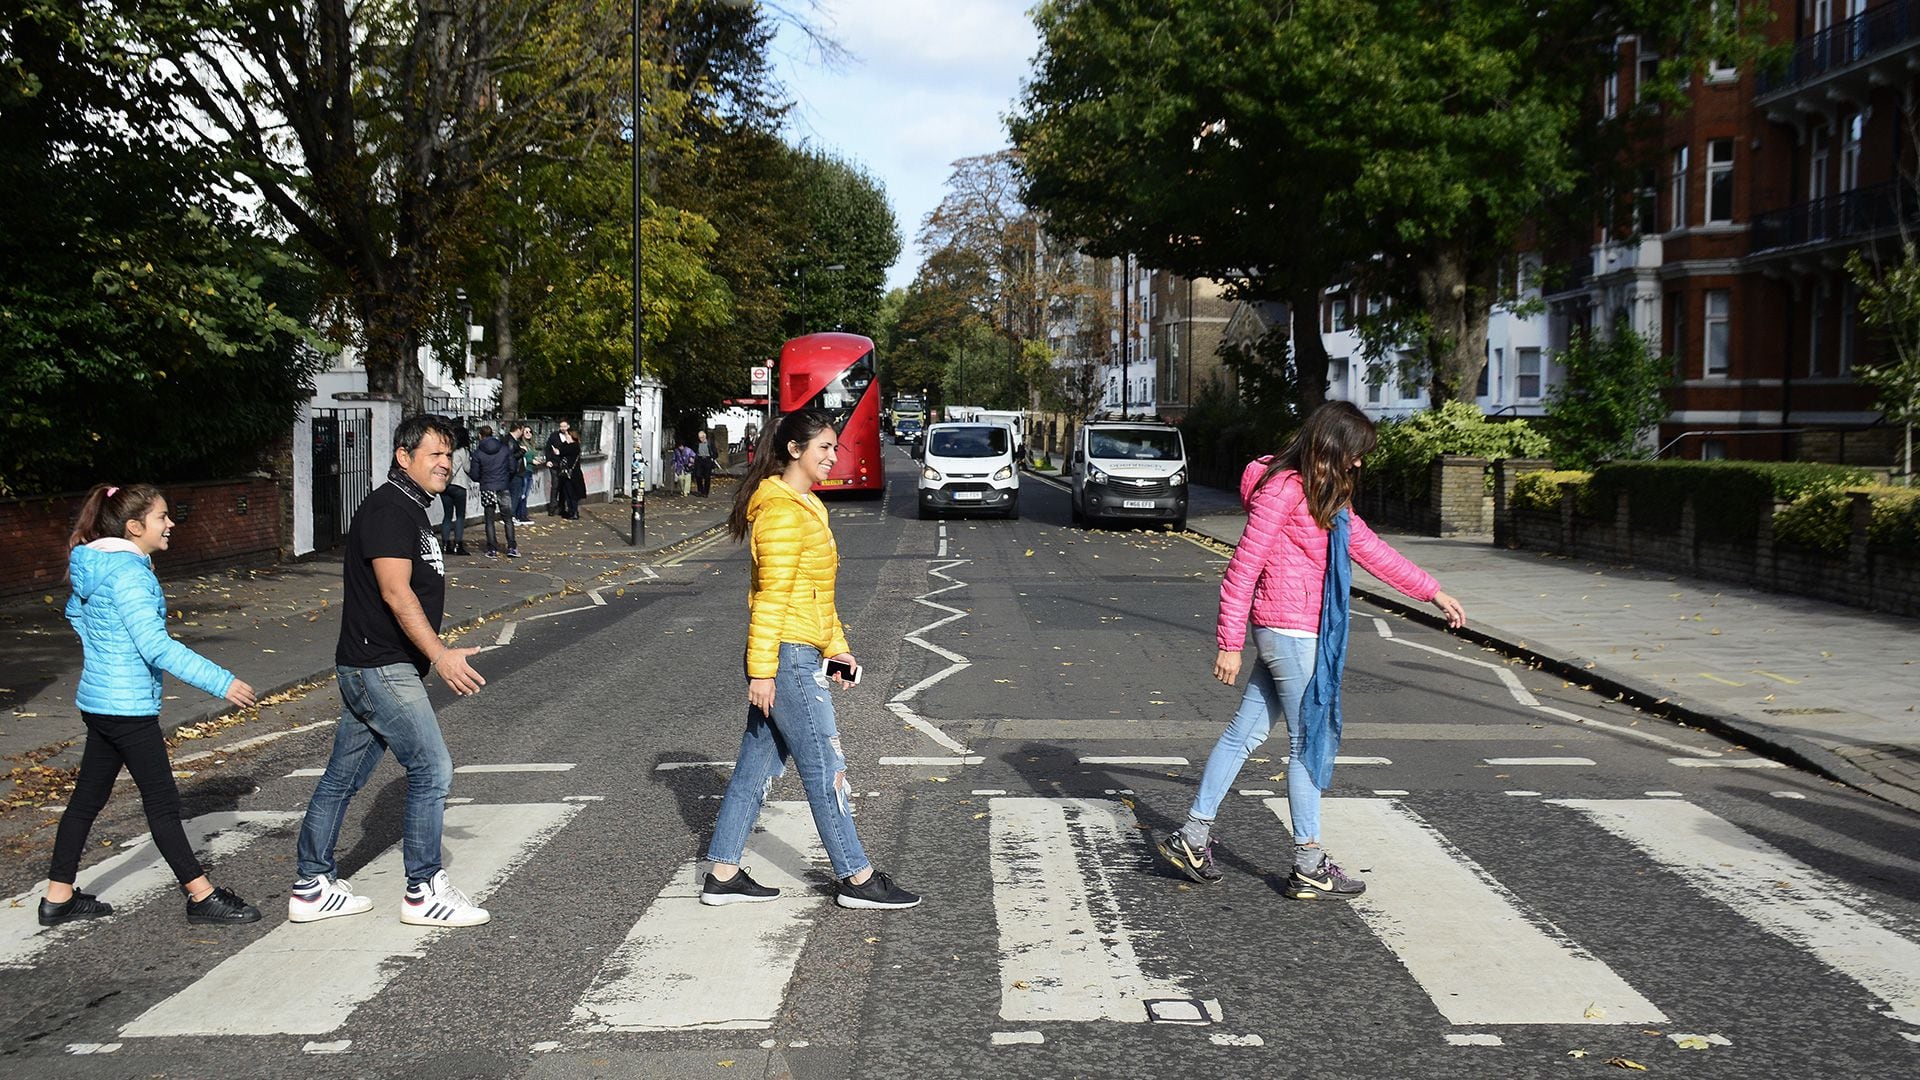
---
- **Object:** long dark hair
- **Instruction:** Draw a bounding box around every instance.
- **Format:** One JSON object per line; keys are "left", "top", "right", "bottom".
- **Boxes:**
{"left": 728, "top": 409, "right": 837, "bottom": 540}
{"left": 67, "top": 482, "right": 164, "bottom": 551}
{"left": 1247, "top": 401, "right": 1377, "bottom": 529}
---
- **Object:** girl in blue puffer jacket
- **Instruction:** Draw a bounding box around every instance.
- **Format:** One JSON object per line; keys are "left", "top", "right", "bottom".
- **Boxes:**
{"left": 40, "top": 483, "right": 263, "bottom": 927}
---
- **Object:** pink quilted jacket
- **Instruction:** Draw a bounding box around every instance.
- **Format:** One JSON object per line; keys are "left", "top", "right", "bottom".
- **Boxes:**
{"left": 1215, "top": 458, "right": 1439, "bottom": 650}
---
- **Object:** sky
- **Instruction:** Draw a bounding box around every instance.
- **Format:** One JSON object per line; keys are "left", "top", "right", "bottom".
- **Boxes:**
{"left": 767, "top": 0, "right": 1041, "bottom": 292}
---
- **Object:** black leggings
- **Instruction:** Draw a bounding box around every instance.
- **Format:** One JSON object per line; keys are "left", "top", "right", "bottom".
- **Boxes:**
{"left": 47, "top": 712, "right": 204, "bottom": 887}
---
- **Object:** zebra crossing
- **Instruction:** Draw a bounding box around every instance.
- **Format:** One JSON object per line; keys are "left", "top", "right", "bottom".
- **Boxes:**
{"left": 5, "top": 782, "right": 1919, "bottom": 1057}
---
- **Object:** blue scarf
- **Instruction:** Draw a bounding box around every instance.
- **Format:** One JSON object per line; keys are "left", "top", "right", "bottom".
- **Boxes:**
{"left": 1298, "top": 508, "right": 1351, "bottom": 791}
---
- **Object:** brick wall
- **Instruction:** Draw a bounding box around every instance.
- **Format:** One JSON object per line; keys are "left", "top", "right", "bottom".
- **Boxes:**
{"left": 0, "top": 477, "right": 283, "bottom": 602}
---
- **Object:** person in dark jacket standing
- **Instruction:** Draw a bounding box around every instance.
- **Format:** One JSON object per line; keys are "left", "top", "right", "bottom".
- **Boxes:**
{"left": 43, "top": 483, "right": 263, "bottom": 927}
{"left": 547, "top": 419, "right": 582, "bottom": 519}
{"left": 510, "top": 422, "right": 537, "bottom": 525}
{"left": 469, "top": 424, "right": 519, "bottom": 558}
{"left": 693, "top": 429, "right": 716, "bottom": 497}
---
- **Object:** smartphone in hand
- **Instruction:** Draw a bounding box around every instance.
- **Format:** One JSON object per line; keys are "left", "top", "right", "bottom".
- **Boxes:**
{"left": 825, "top": 658, "right": 862, "bottom": 685}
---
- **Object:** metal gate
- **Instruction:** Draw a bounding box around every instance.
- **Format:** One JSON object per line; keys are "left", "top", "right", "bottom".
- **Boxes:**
{"left": 312, "top": 408, "right": 373, "bottom": 548}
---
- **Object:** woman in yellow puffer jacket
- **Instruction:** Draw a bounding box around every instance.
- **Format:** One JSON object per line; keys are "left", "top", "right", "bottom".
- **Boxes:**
{"left": 699, "top": 408, "right": 922, "bottom": 911}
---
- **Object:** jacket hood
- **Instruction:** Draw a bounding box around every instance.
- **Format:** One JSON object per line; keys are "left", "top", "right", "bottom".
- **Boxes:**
{"left": 747, "top": 476, "right": 821, "bottom": 525}
{"left": 69, "top": 539, "right": 148, "bottom": 599}
{"left": 478, "top": 435, "right": 507, "bottom": 454}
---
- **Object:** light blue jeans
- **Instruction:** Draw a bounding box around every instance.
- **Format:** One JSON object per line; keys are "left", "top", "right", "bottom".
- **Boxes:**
{"left": 706, "top": 644, "right": 869, "bottom": 879}
{"left": 297, "top": 663, "right": 454, "bottom": 885}
{"left": 1189, "top": 628, "right": 1321, "bottom": 844}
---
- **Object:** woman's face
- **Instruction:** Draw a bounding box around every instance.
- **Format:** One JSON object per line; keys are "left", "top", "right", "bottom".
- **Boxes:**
{"left": 789, "top": 427, "right": 838, "bottom": 484}
{"left": 128, "top": 497, "right": 174, "bottom": 554}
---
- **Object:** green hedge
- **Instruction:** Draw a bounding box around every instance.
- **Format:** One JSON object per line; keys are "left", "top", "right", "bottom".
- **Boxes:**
{"left": 1512, "top": 469, "right": 1593, "bottom": 512}
{"left": 1368, "top": 401, "right": 1553, "bottom": 502}
{"left": 1589, "top": 460, "right": 1872, "bottom": 545}
{"left": 1774, "top": 485, "right": 1920, "bottom": 554}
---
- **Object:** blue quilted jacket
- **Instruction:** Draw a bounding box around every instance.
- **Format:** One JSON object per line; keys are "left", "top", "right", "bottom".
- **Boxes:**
{"left": 65, "top": 540, "right": 234, "bottom": 717}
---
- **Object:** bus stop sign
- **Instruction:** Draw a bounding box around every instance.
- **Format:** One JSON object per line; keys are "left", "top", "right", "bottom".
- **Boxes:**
{"left": 750, "top": 365, "right": 770, "bottom": 396}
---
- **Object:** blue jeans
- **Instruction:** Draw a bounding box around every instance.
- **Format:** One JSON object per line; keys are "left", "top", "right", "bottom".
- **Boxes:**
{"left": 706, "top": 644, "right": 868, "bottom": 879}
{"left": 297, "top": 664, "right": 454, "bottom": 885}
{"left": 1188, "top": 629, "right": 1322, "bottom": 844}
{"left": 440, "top": 486, "right": 467, "bottom": 550}
{"left": 510, "top": 471, "right": 533, "bottom": 520}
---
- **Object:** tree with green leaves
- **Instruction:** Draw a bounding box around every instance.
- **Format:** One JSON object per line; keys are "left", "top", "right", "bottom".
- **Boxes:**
{"left": 1541, "top": 320, "right": 1674, "bottom": 470}
{"left": 1846, "top": 245, "right": 1920, "bottom": 486}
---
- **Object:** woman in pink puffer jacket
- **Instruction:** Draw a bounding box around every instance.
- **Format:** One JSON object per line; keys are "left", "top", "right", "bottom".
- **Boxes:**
{"left": 1155, "top": 402, "right": 1464, "bottom": 897}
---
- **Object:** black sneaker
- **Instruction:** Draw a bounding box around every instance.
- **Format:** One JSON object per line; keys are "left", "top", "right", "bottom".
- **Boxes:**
{"left": 1155, "top": 830, "right": 1224, "bottom": 884}
{"left": 506, "top": 548, "right": 522, "bottom": 559}
{"left": 1286, "top": 853, "right": 1366, "bottom": 900}
{"left": 699, "top": 868, "right": 780, "bottom": 907}
{"left": 836, "top": 870, "right": 921, "bottom": 910}
{"left": 484, "top": 548, "right": 500, "bottom": 559}
{"left": 186, "top": 886, "right": 263, "bottom": 924}
{"left": 38, "top": 891, "right": 113, "bottom": 926}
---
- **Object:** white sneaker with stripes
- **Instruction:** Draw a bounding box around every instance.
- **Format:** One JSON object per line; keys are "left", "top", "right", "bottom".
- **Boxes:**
{"left": 288, "top": 874, "right": 374, "bottom": 923}
{"left": 400, "top": 870, "right": 490, "bottom": 927}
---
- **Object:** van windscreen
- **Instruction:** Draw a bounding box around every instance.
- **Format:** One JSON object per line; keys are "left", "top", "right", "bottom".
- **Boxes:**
{"left": 930, "top": 427, "right": 1008, "bottom": 457}
{"left": 1088, "top": 429, "right": 1182, "bottom": 460}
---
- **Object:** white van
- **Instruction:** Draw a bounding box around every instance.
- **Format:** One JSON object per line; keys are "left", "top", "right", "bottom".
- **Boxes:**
{"left": 977, "top": 409, "right": 1026, "bottom": 460}
{"left": 1069, "top": 421, "right": 1188, "bottom": 529}
{"left": 915, "top": 422, "right": 1020, "bottom": 519}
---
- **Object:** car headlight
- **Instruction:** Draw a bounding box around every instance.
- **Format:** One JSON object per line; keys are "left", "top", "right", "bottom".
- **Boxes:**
{"left": 1170, "top": 469, "right": 1187, "bottom": 485}
{"left": 921, "top": 466, "right": 941, "bottom": 482}
{"left": 1087, "top": 465, "right": 1109, "bottom": 484}
{"left": 992, "top": 464, "right": 1013, "bottom": 481}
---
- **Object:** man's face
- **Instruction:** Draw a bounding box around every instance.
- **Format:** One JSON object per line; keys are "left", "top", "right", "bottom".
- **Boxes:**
{"left": 398, "top": 431, "right": 454, "bottom": 494}
{"left": 559, "top": 421, "right": 570, "bottom": 434}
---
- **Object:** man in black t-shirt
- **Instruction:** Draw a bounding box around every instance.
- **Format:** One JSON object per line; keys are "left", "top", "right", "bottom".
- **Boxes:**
{"left": 291, "top": 414, "right": 493, "bottom": 929}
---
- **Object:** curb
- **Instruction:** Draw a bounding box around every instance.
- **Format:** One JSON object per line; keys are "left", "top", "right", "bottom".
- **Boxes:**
{"left": 1347, "top": 582, "right": 1920, "bottom": 815}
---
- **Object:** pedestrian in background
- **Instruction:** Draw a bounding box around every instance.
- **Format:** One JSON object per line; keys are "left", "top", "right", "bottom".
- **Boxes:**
{"left": 42, "top": 483, "right": 263, "bottom": 927}
{"left": 547, "top": 420, "right": 582, "bottom": 519}
{"left": 441, "top": 425, "right": 471, "bottom": 555}
{"left": 673, "top": 440, "right": 695, "bottom": 498}
{"left": 700, "top": 410, "right": 921, "bottom": 911}
{"left": 290, "top": 413, "right": 491, "bottom": 927}
{"left": 510, "top": 422, "right": 538, "bottom": 526}
{"left": 692, "top": 429, "right": 715, "bottom": 497}
{"left": 544, "top": 421, "right": 568, "bottom": 517}
{"left": 1156, "top": 401, "right": 1465, "bottom": 899}
{"left": 469, "top": 423, "right": 518, "bottom": 559}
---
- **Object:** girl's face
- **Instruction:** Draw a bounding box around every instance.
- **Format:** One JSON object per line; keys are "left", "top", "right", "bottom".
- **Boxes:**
{"left": 127, "top": 498, "right": 174, "bottom": 554}
{"left": 789, "top": 428, "right": 838, "bottom": 484}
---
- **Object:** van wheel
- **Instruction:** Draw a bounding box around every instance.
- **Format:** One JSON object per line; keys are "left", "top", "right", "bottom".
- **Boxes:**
{"left": 1170, "top": 516, "right": 1187, "bottom": 532}
{"left": 918, "top": 502, "right": 935, "bottom": 520}
{"left": 1005, "top": 495, "right": 1020, "bottom": 520}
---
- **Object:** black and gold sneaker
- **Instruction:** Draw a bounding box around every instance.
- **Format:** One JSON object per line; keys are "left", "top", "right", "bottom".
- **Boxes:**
{"left": 1154, "top": 831, "right": 1224, "bottom": 884}
{"left": 1286, "top": 853, "right": 1366, "bottom": 900}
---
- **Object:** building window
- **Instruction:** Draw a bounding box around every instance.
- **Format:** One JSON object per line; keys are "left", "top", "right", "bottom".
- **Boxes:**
{"left": 1839, "top": 283, "right": 1857, "bottom": 375}
{"left": 1483, "top": 348, "right": 1499, "bottom": 399}
{"left": 1331, "top": 296, "right": 1351, "bottom": 332}
{"left": 1635, "top": 168, "right": 1659, "bottom": 235}
{"left": 1516, "top": 348, "right": 1543, "bottom": 400}
{"left": 1810, "top": 125, "right": 1830, "bottom": 203}
{"left": 1366, "top": 364, "right": 1383, "bottom": 404}
{"left": 1669, "top": 145, "right": 1688, "bottom": 231}
{"left": 1330, "top": 357, "right": 1350, "bottom": 400}
{"left": 1706, "top": 139, "right": 1734, "bottom": 223}
{"left": 1840, "top": 112, "right": 1862, "bottom": 193}
{"left": 1704, "top": 289, "right": 1730, "bottom": 377}
{"left": 1700, "top": 439, "right": 1729, "bottom": 461}
{"left": 1635, "top": 51, "right": 1660, "bottom": 104}
{"left": 1604, "top": 71, "right": 1619, "bottom": 119}
{"left": 1667, "top": 292, "right": 1687, "bottom": 377}
{"left": 1809, "top": 280, "right": 1827, "bottom": 376}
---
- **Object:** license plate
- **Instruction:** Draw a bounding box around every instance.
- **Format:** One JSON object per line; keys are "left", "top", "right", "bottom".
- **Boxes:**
{"left": 953, "top": 491, "right": 983, "bottom": 501}
{"left": 1123, "top": 499, "right": 1155, "bottom": 509}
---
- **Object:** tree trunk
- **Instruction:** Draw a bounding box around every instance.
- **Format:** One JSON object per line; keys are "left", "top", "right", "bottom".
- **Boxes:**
{"left": 1415, "top": 245, "right": 1493, "bottom": 405}
{"left": 357, "top": 292, "right": 425, "bottom": 414}
{"left": 1288, "top": 286, "right": 1330, "bottom": 412}
{"left": 495, "top": 269, "right": 519, "bottom": 419}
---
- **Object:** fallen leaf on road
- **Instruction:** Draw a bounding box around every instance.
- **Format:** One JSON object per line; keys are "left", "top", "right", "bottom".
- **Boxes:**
{"left": 972, "top": 812, "right": 988, "bottom": 820}
{"left": 1583, "top": 1003, "right": 1606, "bottom": 1019}
{"left": 1567, "top": 1049, "right": 1586, "bottom": 1059}
{"left": 864, "top": 936, "right": 879, "bottom": 944}
{"left": 927, "top": 777, "right": 949, "bottom": 783}
{"left": 1024, "top": 549, "right": 1034, "bottom": 557}
{"left": 1603, "top": 1058, "right": 1647, "bottom": 1070}
{"left": 1011, "top": 980, "right": 1030, "bottom": 990}
{"left": 1669, "top": 1035, "right": 1711, "bottom": 1050}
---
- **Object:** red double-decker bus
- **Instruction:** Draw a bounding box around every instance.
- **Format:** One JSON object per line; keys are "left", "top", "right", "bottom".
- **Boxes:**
{"left": 778, "top": 332, "right": 885, "bottom": 494}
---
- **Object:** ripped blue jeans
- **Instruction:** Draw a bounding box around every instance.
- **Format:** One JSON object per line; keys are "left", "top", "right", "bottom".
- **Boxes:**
{"left": 706, "top": 643, "right": 869, "bottom": 879}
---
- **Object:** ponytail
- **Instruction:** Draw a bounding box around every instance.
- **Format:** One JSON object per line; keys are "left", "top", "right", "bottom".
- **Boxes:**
{"left": 727, "top": 409, "right": 836, "bottom": 541}
{"left": 67, "top": 482, "right": 164, "bottom": 551}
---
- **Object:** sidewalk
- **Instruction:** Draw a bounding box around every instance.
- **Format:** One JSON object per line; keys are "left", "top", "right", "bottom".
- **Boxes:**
{"left": 0, "top": 481, "right": 738, "bottom": 799}
{"left": 1182, "top": 484, "right": 1920, "bottom": 813}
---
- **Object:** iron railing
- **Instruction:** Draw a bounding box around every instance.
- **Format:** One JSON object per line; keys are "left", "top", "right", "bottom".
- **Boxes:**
{"left": 1749, "top": 179, "right": 1920, "bottom": 254}
{"left": 1756, "top": 0, "right": 1920, "bottom": 97}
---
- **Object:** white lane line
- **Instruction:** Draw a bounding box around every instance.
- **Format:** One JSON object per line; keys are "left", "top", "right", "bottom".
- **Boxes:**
{"left": 1373, "top": 789, "right": 1411, "bottom": 796}
{"left": 1277, "top": 797, "right": 1664, "bottom": 1026}
{"left": 1280, "top": 755, "right": 1394, "bottom": 766}
{"left": 1505, "top": 790, "right": 1543, "bottom": 797}
{"left": 1446, "top": 1034, "right": 1504, "bottom": 1047}
{"left": 286, "top": 768, "right": 325, "bottom": 778}
{"left": 120, "top": 802, "right": 580, "bottom": 1037}
{"left": 878, "top": 756, "right": 984, "bottom": 766}
{"left": 453, "top": 763, "right": 576, "bottom": 774}
{"left": 972, "top": 789, "right": 1009, "bottom": 796}
{"left": 660, "top": 532, "right": 729, "bottom": 567}
{"left": 1644, "top": 790, "right": 1685, "bottom": 797}
{"left": 885, "top": 558, "right": 974, "bottom": 754}
{"left": 1668, "top": 758, "right": 1787, "bottom": 769}
{"left": 496, "top": 621, "right": 517, "bottom": 646}
{"left": 522, "top": 603, "right": 599, "bottom": 624}
{"left": 1078, "top": 756, "right": 1189, "bottom": 767}
{"left": 1553, "top": 798, "right": 1920, "bottom": 1027}
{"left": 588, "top": 588, "right": 608, "bottom": 606}
{"left": 992, "top": 797, "right": 1211, "bottom": 1023}
{"left": 1372, "top": 618, "right": 1394, "bottom": 639}
{"left": 992, "top": 1031, "right": 1045, "bottom": 1045}
{"left": 1238, "top": 789, "right": 1276, "bottom": 797}
{"left": 938, "top": 522, "right": 948, "bottom": 558}
{"left": 1530, "top": 704, "right": 1723, "bottom": 758}
{"left": 573, "top": 802, "right": 826, "bottom": 1031}
{"left": 1484, "top": 757, "right": 1596, "bottom": 766}
{"left": 654, "top": 761, "right": 735, "bottom": 771}
{"left": 563, "top": 795, "right": 607, "bottom": 802}
{"left": 7, "top": 824, "right": 298, "bottom": 954}
{"left": 0, "top": 807, "right": 302, "bottom": 969}
{"left": 65, "top": 1042, "right": 121, "bottom": 1054}
{"left": 303, "top": 1040, "right": 352, "bottom": 1054}
{"left": 211, "top": 718, "right": 336, "bottom": 756}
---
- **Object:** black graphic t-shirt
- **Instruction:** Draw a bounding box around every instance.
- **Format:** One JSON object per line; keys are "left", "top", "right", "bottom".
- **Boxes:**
{"left": 337, "top": 479, "right": 447, "bottom": 673}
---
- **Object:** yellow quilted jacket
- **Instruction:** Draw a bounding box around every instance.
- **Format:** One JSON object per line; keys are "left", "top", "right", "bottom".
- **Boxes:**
{"left": 745, "top": 477, "right": 850, "bottom": 678}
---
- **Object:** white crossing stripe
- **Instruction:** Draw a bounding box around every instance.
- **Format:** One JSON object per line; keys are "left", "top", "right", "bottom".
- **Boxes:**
{"left": 1280, "top": 756, "right": 1393, "bottom": 766}
{"left": 119, "top": 802, "right": 581, "bottom": 1037}
{"left": 1077, "top": 756, "right": 1188, "bottom": 766}
{"left": 1553, "top": 798, "right": 1920, "bottom": 1027}
{"left": 1667, "top": 757, "right": 1786, "bottom": 768}
{"left": 1483, "top": 757, "right": 1596, "bottom": 766}
{"left": 992, "top": 797, "right": 1209, "bottom": 1023}
{"left": 878, "top": 756, "right": 984, "bottom": 766}
{"left": 654, "top": 761, "right": 734, "bottom": 771}
{"left": 1, "top": 811, "right": 300, "bottom": 970}
{"left": 573, "top": 801, "right": 826, "bottom": 1031}
{"left": 1273, "top": 797, "right": 1665, "bottom": 1026}
{"left": 454, "top": 763, "right": 576, "bottom": 774}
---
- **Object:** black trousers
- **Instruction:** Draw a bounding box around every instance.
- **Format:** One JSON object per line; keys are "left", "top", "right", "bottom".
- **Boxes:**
{"left": 694, "top": 457, "right": 714, "bottom": 496}
{"left": 48, "top": 712, "right": 204, "bottom": 886}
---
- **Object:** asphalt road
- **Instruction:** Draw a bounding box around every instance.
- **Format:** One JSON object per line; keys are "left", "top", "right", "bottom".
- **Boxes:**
{"left": 3, "top": 445, "right": 1918, "bottom": 1079}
